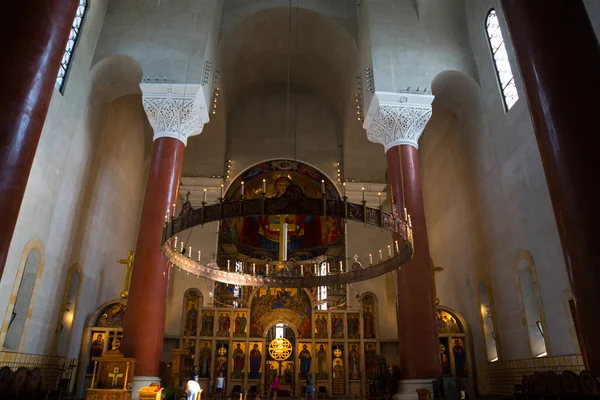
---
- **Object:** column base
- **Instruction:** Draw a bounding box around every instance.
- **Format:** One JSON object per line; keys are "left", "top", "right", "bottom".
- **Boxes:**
{"left": 392, "top": 379, "right": 434, "bottom": 400}
{"left": 131, "top": 376, "right": 161, "bottom": 400}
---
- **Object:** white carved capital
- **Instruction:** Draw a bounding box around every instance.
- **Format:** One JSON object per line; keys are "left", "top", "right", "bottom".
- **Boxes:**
{"left": 363, "top": 91, "right": 434, "bottom": 151}
{"left": 140, "top": 83, "right": 209, "bottom": 146}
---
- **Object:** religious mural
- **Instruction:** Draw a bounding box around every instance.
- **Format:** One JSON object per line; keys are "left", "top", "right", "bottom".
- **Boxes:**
{"left": 282, "top": 361, "right": 293, "bottom": 385}
{"left": 314, "top": 313, "right": 328, "bottom": 339}
{"left": 332, "top": 345, "right": 344, "bottom": 396}
{"left": 95, "top": 302, "right": 126, "bottom": 327}
{"left": 87, "top": 332, "right": 106, "bottom": 373}
{"left": 440, "top": 338, "right": 451, "bottom": 375}
{"left": 248, "top": 342, "right": 263, "bottom": 379}
{"left": 250, "top": 287, "right": 311, "bottom": 338}
{"left": 347, "top": 313, "right": 360, "bottom": 339}
{"left": 184, "top": 338, "right": 196, "bottom": 371}
{"left": 331, "top": 314, "right": 344, "bottom": 338}
{"left": 348, "top": 344, "right": 361, "bottom": 380}
{"left": 298, "top": 343, "right": 312, "bottom": 379}
{"left": 436, "top": 310, "right": 462, "bottom": 333}
{"left": 452, "top": 338, "right": 467, "bottom": 377}
{"left": 184, "top": 290, "right": 200, "bottom": 336}
{"left": 215, "top": 342, "right": 229, "bottom": 377}
{"left": 364, "top": 343, "right": 377, "bottom": 380}
{"left": 233, "top": 312, "right": 248, "bottom": 337}
{"left": 315, "top": 343, "right": 328, "bottom": 381}
{"left": 217, "top": 312, "right": 231, "bottom": 337}
{"left": 232, "top": 342, "right": 246, "bottom": 379}
{"left": 198, "top": 341, "right": 212, "bottom": 379}
{"left": 220, "top": 160, "right": 343, "bottom": 261}
{"left": 363, "top": 295, "right": 376, "bottom": 339}
{"left": 199, "top": 311, "right": 214, "bottom": 337}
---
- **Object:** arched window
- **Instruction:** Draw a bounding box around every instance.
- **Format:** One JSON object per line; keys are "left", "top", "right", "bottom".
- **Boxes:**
{"left": 55, "top": 0, "right": 88, "bottom": 92}
{"left": 478, "top": 278, "right": 499, "bottom": 362}
{"left": 2, "top": 242, "right": 44, "bottom": 351}
{"left": 485, "top": 9, "right": 519, "bottom": 111}
{"left": 54, "top": 264, "right": 82, "bottom": 356}
{"left": 515, "top": 251, "right": 548, "bottom": 357}
{"left": 317, "top": 262, "right": 328, "bottom": 310}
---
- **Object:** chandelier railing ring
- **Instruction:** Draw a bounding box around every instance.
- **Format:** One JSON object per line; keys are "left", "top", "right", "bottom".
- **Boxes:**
{"left": 162, "top": 184, "right": 414, "bottom": 288}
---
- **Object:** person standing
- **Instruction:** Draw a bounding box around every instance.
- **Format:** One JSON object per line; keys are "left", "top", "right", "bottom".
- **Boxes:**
{"left": 216, "top": 372, "right": 225, "bottom": 399}
{"left": 186, "top": 379, "right": 201, "bottom": 400}
{"left": 191, "top": 365, "right": 199, "bottom": 382}
{"left": 304, "top": 374, "right": 315, "bottom": 400}
{"left": 270, "top": 374, "right": 280, "bottom": 400}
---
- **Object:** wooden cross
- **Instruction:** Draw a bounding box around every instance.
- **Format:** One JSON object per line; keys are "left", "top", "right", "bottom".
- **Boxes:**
{"left": 431, "top": 258, "right": 444, "bottom": 305}
{"left": 108, "top": 366, "right": 123, "bottom": 388}
{"left": 268, "top": 215, "right": 297, "bottom": 262}
{"left": 117, "top": 250, "right": 135, "bottom": 299}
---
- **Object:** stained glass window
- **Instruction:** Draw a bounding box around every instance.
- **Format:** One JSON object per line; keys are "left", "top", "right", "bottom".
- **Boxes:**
{"left": 55, "top": 0, "right": 88, "bottom": 92}
{"left": 485, "top": 9, "right": 519, "bottom": 111}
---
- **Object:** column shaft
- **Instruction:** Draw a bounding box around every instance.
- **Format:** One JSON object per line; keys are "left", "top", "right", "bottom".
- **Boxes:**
{"left": 0, "top": 0, "right": 78, "bottom": 278}
{"left": 387, "top": 145, "right": 441, "bottom": 379}
{"left": 121, "top": 137, "right": 184, "bottom": 377}
{"left": 501, "top": 0, "right": 600, "bottom": 373}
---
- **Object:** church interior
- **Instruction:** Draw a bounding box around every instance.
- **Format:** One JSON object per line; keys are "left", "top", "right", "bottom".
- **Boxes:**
{"left": 1, "top": 1, "right": 600, "bottom": 400}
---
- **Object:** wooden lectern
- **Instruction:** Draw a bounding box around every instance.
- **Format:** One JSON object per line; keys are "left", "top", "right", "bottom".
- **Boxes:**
{"left": 86, "top": 331, "right": 135, "bottom": 400}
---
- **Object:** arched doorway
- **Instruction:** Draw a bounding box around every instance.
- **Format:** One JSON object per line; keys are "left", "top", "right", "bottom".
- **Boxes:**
{"left": 436, "top": 306, "right": 474, "bottom": 397}
{"left": 264, "top": 323, "right": 297, "bottom": 397}
{"left": 74, "top": 300, "right": 126, "bottom": 397}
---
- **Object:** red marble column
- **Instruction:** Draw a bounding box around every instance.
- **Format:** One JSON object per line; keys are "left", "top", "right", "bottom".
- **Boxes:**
{"left": 387, "top": 144, "right": 441, "bottom": 379}
{"left": 501, "top": 0, "right": 600, "bottom": 374}
{"left": 121, "top": 137, "right": 184, "bottom": 378}
{"left": 0, "top": 0, "right": 78, "bottom": 279}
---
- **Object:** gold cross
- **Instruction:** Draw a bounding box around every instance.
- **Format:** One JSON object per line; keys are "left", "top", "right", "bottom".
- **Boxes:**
{"left": 108, "top": 366, "right": 123, "bottom": 388}
{"left": 268, "top": 215, "right": 296, "bottom": 262}
{"left": 117, "top": 250, "right": 135, "bottom": 299}
{"left": 333, "top": 347, "right": 342, "bottom": 358}
{"left": 431, "top": 258, "right": 444, "bottom": 305}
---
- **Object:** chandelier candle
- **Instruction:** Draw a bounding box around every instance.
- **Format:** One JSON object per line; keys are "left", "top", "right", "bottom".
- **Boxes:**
{"left": 263, "top": 179, "right": 267, "bottom": 193}
{"left": 198, "top": 250, "right": 201, "bottom": 262}
{"left": 388, "top": 245, "right": 392, "bottom": 257}
{"left": 241, "top": 181, "right": 245, "bottom": 197}
{"left": 379, "top": 250, "right": 383, "bottom": 261}
{"left": 369, "top": 253, "right": 373, "bottom": 265}
{"left": 203, "top": 188, "right": 207, "bottom": 203}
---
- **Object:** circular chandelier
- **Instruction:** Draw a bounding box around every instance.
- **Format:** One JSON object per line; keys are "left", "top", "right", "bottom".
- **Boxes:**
{"left": 162, "top": 183, "right": 414, "bottom": 288}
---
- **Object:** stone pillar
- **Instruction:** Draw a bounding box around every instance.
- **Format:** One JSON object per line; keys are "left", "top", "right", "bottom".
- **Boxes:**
{"left": 501, "top": 0, "right": 600, "bottom": 374}
{"left": 121, "top": 84, "right": 208, "bottom": 395}
{"left": 0, "top": 0, "right": 79, "bottom": 279}
{"left": 364, "top": 92, "right": 440, "bottom": 397}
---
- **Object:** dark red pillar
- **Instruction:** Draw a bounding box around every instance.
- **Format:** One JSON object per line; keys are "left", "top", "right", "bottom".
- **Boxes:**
{"left": 0, "top": 0, "right": 78, "bottom": 278}
{"left": 121, "top": 137, "right": 184, "bottom": 378}
{"left": 501, "top": 0, "right": 600, "bottom": 374}
{"left": 387, "top": 144, "right": 441, "bottom": 379}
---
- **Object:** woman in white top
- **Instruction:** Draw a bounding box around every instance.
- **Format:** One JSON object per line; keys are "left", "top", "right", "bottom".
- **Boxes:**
{"left": 186, "top": 379, "right": 201, "bottom": 400}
